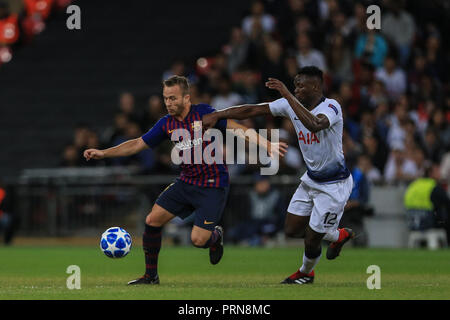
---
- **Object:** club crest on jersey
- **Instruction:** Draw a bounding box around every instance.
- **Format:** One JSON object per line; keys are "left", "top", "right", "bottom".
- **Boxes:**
{"left": 192, "top": 121, "right": 202, "bottom": 132}
{"left": 298, "top": 130, "right": 320, "bottom": 144}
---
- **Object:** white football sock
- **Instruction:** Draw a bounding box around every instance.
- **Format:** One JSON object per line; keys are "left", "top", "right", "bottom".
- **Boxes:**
{"left": 299, "top": 252, "right": 321, "bottom": 274}
{"left": 323, "top": 229, "right": 340, "bottom": 242}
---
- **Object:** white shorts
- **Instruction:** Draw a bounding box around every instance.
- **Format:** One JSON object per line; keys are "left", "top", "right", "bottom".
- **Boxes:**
{"left": 287, "top": 174, "right": 353, "bottom": 234}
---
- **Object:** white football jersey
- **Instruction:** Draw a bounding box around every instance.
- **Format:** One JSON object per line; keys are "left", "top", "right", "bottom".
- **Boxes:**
{"left": 269, "top": 97, "right": 350, "bottom": 184}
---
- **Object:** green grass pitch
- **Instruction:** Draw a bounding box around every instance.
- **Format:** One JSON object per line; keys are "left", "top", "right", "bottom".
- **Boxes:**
{"left": 0, "top": 245, "right": 449, "bottom": 300}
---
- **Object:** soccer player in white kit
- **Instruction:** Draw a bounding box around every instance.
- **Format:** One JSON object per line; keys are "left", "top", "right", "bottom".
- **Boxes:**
{"left": 202, "top": 66, "right": 355, "bottom": 285}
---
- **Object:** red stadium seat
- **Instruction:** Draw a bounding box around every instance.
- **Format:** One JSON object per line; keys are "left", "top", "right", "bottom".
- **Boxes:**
{"left": 24, "top": 0, "right": 54, "bottom": 21}
{"left": 0, "top": 14, "right": 19, "bottom": 45}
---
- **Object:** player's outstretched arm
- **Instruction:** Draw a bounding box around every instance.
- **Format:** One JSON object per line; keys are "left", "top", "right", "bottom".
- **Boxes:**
{"left": 226, "top": 120, "right": 288, "bottom": 158}
{"left": 202, "top": 103, "right": 272, "bottom": 130}
{"left": 265, "top": 78, "right": 329, "bottom": 133}
{"left": 83, "top": 137, "right": 148, "bottom": 161}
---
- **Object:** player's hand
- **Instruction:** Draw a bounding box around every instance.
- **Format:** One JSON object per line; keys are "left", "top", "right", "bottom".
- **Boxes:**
{"left": 265, "top": 78, "right": 290, "bottom": 98}
{"left": 202, "top": 113, "right": 219, "bottom": 131}
{"left": 268, "top": 141, "right": 288, "bottom": 158}
{"left": 83, "top": 149, "right": 105, "bottom": 161}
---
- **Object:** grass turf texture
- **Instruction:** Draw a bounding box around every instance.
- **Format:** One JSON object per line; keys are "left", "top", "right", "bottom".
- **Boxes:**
{"left": 0, "top": 246, "right": 449, "bottom": 300}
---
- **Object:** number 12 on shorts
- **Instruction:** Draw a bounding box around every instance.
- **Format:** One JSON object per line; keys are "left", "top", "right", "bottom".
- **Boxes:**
{"left": 323, "top": 212, "right": 337, "bottom": 227}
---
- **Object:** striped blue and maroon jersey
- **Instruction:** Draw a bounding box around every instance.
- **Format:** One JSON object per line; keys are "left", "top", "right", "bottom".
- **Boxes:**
{"left": 141, "top": 103, "right": 229, "bottom": 188}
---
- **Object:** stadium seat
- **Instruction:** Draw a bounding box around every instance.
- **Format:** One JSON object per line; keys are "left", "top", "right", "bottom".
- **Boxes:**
{"left": 408, "top": 229, "right": 447, "bottom": 250}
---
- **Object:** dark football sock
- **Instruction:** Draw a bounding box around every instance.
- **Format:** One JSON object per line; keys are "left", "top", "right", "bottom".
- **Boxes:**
{"left": 142, "top": 224, "right": 162, "bottom": 278}
{"left": 201, "top": 229, "right": 220, "bottom": 249}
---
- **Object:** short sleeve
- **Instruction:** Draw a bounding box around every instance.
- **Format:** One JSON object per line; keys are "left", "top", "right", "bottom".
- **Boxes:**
{"left": 268, "top": 98, "right": 290, "bottom": 117}
{"left": 141, "top": 117, "right": 168, "bottom": 148}
{"left": 318, "top": 101, "right": 341, "bottom": 127}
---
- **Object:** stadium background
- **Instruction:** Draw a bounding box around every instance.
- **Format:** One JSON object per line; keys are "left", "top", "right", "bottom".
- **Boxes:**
{"left": 0, "top": 0, "right": 449, "bottom": 249}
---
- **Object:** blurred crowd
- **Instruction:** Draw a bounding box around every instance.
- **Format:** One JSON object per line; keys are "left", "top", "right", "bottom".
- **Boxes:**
{"left": 61, "top": 0, "right": 449, "bottom": 191}
{"left": 55, "top": 0, "right": 450, "bottom": 246}
{"left": 0, "top": 0, "right": 72, "bottom": 68}
{"left": 1, "top": 0, "right": 448, "bottom": 246}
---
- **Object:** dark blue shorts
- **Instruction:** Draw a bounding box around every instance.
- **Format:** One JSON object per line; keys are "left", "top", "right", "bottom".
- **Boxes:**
{"left": 155, "top": 179, "right": 229, "bottom": 231}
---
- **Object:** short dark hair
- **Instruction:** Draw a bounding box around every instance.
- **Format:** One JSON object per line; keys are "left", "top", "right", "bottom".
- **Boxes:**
{"left": 163, "top": 75, "right": 190, "bottom": 96}
{"left": 296, "top": 66, "right": 323, "bottom": 83}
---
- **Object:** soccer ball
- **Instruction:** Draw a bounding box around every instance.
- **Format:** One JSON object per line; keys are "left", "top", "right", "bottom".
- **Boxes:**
{"left": 100, "top": 227, "right": 132, "bottom": 258}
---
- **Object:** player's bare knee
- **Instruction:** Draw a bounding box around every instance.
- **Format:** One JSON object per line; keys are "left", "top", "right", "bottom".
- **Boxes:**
{"left": 191, "top": 235, "right": 208, "bottom": 248}
{"left": 145, "top": 212, "right": 163, "bottom": 227}
{"left": 284, "top": 227, "right": 297, "bottom": 238}
{"left": 145, "top": 214, "right": 152, "bottom": 226}
{"left": 284, "top": 225, "right": 305, "bottom": 238}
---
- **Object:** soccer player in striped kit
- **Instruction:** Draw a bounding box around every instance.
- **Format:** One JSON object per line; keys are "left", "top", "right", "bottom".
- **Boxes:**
{"left": 202, "top": 66, "right": 355, "bottom": 285}
{"left": 83, "top": 75, "right": 287, "bottom": 285}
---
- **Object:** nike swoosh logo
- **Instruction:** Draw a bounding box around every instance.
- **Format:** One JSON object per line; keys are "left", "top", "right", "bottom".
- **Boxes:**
{"left": 204, "top": 220, "right": 214, "bottom": 225}
{"left": 168, "top": 129, "right": 175, "bottom": 133}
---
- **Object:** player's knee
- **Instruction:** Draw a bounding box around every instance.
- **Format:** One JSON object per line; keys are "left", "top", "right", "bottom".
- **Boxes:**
{"left": 284, "top": 225, "right": 304, "bottom": 238}
{"left": 145, "top": 212, "right": 163, "bottom": 227}
{"left": 284, "top": 227, "right": 296, "bottom": 238}
{"left": 191, "top": 234, "right": 208, "bottom": 248}
{"left": 191, "top": 232, "right": 211, "bottom": 248}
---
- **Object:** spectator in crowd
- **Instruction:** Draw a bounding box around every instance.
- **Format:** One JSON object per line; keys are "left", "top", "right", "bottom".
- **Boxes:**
{"left": 162, "top": 59, "right": 186, "bottom": 81}
{"left": 295, "top": 31, "right": 327, "bottom": 72}
{"left": 210, "top": 74, "right": 243, "bottom": 110}
{"left": 224, "top": 26, "right": 249, "bottom": 75}
{"left": 241, "top": 0, "right": 275, "bottom": 37}
{"left": 384, "top": 143, "right": 419, "bottom": 185}
{"left": 110, "top": 121, "right": 157, "bottom": 173}
{"left": 234, "top": 68, "right": 263, "bottom": 105}
{"left": 375, "top": 54, "right": 407, "bottom": 102}
{"left": 281, "top": 54, "right": 299, "bottom": 93}
{"left": 357, "top": 152, "right": 382, "bottom": 184}
{"left": 227, "top": 175, "right": 284, "bottom": 246}
{"left": 345, "top": 1, "right": 367, "bottom": 44}
{"left": 381, "top": 0, "right": 416, "bottom": 67}
{"left": 428, "top": 108, "right": 450, "bottom": 150}
{"left": 421, "top": 127, "right": 444, "bottom": 164}
{"left": 424, "top": 32, "right": 446, "bottom": 83}
{"left": 117, "top": 91, "right": 141, "bottom": 123}
{"left": 83, "top": 130, "right": 105, "bottom": 167}
{"left": 409, "top": 146, "right": 428, "bottom": 178}
{"left": 362, "top": 134, "right": 388, "bottom": 175}
{"left": 367, "top": 79, "right": 388, "bottom": 110}
{"left": 101, "top": 112, "right": 130, "bottom": 147}
{"left": 351, "top": 60, "right": 375, "bottom": 117}
{"left": 340, "top": 154, "right": 374, "bottom": 247}
{"left": 440, "top": 150, "right": 450, "bottom": 185}
{"left": 354, "top": 28, "right": 388, "bottom": 69}
{"left": 386, "top": 99, "right": 410, "bottom": 150}
{"left": 325, "top": 32, "right": 353, "bottom": 85}
{"left": 275, "top": 0, "right": 319, "bottom": 49}
{"left": 141, "top": 94, "right": 165, "bottom": 130}
{"left": 72, "top": 123, "right": 91, "bottom": 151}
{"left": 373, "top": 101, "right": 390, "bottom": 143}
{"left": 60, "top": 144, "right": 82, "bottom": 167}
{"left": 269, "top": 119, "right": 304, "bottom": 175}
{"left": 408, "top": 51, "right": 429, "bottom": 99}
